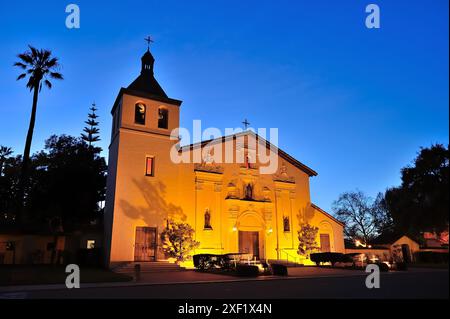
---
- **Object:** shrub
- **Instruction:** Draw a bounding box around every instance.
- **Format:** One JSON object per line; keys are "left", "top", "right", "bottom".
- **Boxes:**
{"left": 297, "top": 224, "right": 319, "bottom": 258}
{"left": 193, "top": 254, "right": 233, "bottom": 270}
{"left": 236, "top": 264, "right": 259, "bottom": 277}
{"left": 310, "top": 252, "right": 347, "bottom": 266}
{"left": 271, "top": 263, "right": 288, "bottom": 276}
{"left": 377, "top": 262, "right": 390, "bottom": 272}
{"left": 160, "top": 220, "right": 200, "bottom": 262}
{"left": 193, "top": 254, "right": 216, "bottom": 270}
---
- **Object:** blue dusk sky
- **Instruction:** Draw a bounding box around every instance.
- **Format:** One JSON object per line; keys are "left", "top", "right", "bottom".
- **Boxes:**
{"left": 0, "top": 0, "right": 448, "bottom": 213}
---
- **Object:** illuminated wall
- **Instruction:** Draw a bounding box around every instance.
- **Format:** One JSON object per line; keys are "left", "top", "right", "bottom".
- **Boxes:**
{"left": 104, "top": 90, "right": 345, "bottom": 266}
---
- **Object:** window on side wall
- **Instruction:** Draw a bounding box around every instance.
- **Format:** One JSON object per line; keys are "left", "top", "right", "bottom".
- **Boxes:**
{"left": 146, "top": 156, "right": 155, "bottom": 176}
{"left": 87, "top": 240, "right": 96, "bottom": 249}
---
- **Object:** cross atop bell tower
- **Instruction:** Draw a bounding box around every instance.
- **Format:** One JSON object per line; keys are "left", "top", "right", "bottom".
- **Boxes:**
{"left": 242, "top": 118, "right": 250, "bottom": 130}
{"left": 144, "top": 35, "right": 154, "bottom": 50}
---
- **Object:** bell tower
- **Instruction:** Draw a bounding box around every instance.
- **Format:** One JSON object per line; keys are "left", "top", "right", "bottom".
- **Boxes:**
{"left": 104, "top": 43, "right": 183, "bottom": 266}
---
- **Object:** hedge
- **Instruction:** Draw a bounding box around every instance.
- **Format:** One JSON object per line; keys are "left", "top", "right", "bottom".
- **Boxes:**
{"left": 236, "top": 264, "right": 259, "bottom": 277}
{"left": 193, "top": 254, "right": 235, "bottom": 270}
{"left": 271, "top": 263, "right": 288, "bottom": 276}
{"left": 414, "top": 251, "right": 449, "bottom": 264}
{"left": 310, "top": 252, "right": 351, "bottom": 266}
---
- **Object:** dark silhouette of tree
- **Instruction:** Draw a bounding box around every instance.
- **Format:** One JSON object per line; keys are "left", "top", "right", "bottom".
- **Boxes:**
{"left": 14, "top": 46, "right": 63, "bottom": 213}
{"left": 81, "top": 103, "right": 101, "bottom": 147}
{"left": 332, "top": 190, "right": 391, "bottom": 244}
{"left": 26, "top": 135, "right": 107, "bottom": 230}
{"left": 0, "top": 146, "right": 21, "bottom": 226}
{"left": 0, "top": 146, "right": 13, "bottom": 176}
{"left": 385, "top": 144, "right": 449, "bottom": 237}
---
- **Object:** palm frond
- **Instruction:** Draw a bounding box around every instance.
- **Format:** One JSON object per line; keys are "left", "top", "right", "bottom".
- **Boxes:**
{"left": 26, "top": 78, "right": 35, "bottom": 90}
{"left": 42, "top": 50, "right": 51, "bottom": 62}
{"left": 17, "top": 53, "right": 33, "bottom": 65}
{"left": 44, "top": 79, "right": 52, "bottom": 89}
{"left": 49, "top": 72, "right": 63, "bottom": 80}
{"left": 16, "top": 73, "right": 26, "bottom": 81}
{"left": 14, "top": 62, "right": 27, "bottom": 69}
{"left": 45, "top": 57, "right": 59, "bottom": 68}
{"left": 28, "top": 45, "right": 38, "bottom": 58}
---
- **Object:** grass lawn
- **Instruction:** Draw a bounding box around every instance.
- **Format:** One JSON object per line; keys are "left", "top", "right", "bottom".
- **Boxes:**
{"left": 0, "top": 265, "right": 132, "bottom": 286}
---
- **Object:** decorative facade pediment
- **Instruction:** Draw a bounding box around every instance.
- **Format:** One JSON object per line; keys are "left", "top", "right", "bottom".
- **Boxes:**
{"left": 273, "top": 162, "right": 295, "bottom": 183}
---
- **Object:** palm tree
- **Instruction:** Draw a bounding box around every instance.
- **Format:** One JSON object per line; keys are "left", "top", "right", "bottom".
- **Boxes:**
{"left": 14, "top": 45, "right": 63, "bottom": 210}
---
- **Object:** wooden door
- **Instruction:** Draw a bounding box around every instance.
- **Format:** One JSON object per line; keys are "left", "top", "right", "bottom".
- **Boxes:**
{"left": 239, "top": 231, "right": 260, "bottom": 259}
{"left": 320, "top": 234, "right": 331, "bottom": 252}
{"left": 134, "top": 227, "right": 157, "bottom": 261}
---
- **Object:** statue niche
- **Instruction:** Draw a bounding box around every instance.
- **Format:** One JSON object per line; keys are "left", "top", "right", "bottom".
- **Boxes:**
{"left": 283, "top": 216, "right": 290, "bottom": 232}
{"left": 244, "top": 183, "right": 253, "bottom": 200}
{"left": 204, "top": 209, "right": 212, "bottom": 230}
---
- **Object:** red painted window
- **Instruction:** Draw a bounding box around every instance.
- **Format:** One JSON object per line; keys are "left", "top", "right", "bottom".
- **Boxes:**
{"left": 146, "top": 157, "right": 154, "bottom": 176}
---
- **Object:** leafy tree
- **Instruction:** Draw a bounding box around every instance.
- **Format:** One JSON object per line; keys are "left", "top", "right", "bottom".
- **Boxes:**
{"left": 0, "top": 146, "right": 13, "bottom": 175}
{"left": 385, "top": 144, "right": 449, "bottom": 236}
{"left": 81, "top": 103, "right": 101, "bottom": 147}
{"left": 14, "top": 46, "right": 63, "bottom": 211}
{"left": 0, "top": 146, "right": 21, "bottom": 225}
{"left": 160, "top": 220, "right": 200, "bottom": 262}
{"left": 372, "top": 192, "right": 395, "bottom": 235}
{"left": 26, "top": 135, "right": 107, "bottom": 229}
{"left": 297, "top": 223, "right": 319, "bottom": 259}
{"left": 332, "top": 190, "right": 390, "bottom": 244}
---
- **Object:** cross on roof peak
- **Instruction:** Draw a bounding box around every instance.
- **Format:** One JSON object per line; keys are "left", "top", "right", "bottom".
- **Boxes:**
{"left": 242, "top": 119, "right": 250, "bottom": 130}
{"left": 144, "top": 36, "right": 154, "bottom": 50}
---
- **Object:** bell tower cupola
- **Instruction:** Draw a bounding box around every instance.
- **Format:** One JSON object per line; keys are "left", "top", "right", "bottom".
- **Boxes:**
{"left": 141, "top": 49, "right": 155, "bottom": 75}
{"left": 127, "top": 36, "right": 169, "bottom": 99}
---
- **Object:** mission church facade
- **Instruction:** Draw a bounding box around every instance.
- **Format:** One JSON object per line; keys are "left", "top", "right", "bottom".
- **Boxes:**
{"left": 104, "top": 48, "right": 345, "bottom": 265}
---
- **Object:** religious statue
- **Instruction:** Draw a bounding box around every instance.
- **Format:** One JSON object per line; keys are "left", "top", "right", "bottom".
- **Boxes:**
{"left": 245, "top": 183, "right": 253, "bottom": 200}
{"left": 204, "top": 209, "right": 212, "bottom": 229}
{"left": 203, "top": 147, "right": 214, "bottom": 165}
{"left": 283, "top": 216, "right": 290, "bottom": 232}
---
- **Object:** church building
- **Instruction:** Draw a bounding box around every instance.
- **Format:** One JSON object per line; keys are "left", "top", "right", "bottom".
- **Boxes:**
{"left": 104, "top": 47, "right": 345, "bottom": 266}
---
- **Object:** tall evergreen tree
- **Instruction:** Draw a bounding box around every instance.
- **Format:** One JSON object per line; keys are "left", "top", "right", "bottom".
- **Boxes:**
{"left": 81, "top": 103, "right": 101, "bottom": 147}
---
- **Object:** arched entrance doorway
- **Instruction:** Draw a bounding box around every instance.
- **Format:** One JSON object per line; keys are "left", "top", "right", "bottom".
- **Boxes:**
{"left": 236, "top": 211, "right": 265, "bottom": 259}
